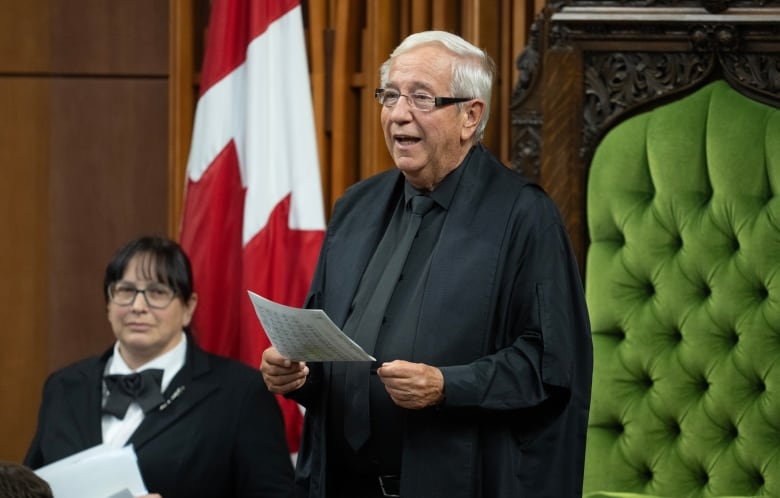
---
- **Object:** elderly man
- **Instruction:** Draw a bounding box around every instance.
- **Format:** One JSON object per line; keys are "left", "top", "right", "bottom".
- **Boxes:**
{"left": 261, "top": 30, "right": 592, "bottom": 498}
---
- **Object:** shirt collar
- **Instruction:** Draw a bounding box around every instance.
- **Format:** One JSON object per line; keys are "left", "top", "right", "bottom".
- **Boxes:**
{"left": 403, "top": 146, "right": 471, "bottom": 211}
{"left": 106, "top": 332, "right": 187, "bottom": 392}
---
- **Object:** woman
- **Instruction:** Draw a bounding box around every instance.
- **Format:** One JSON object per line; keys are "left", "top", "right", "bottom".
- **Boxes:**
{"left": 25, "top": 236, "right": 295, "bottom": 498}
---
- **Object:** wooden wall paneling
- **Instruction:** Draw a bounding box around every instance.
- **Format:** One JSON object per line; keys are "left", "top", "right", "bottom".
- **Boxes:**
{"left": 486, "top": 1, "right": 505, "bottom": 163}
{"left": 534, "top": 0, "right": 546, "bottom": 17}
{"left": 328, "top": 0, "right": 365, "bottom": 209}
{"left": 432, "top": 0, "right": 460, "bottom": 31}
{"left": 362, "top": 1, "right": 399, "bottom": 180}
{"left": 460, "top": 0, "right": 503, "bottom": 160}
{"left": 511, "top": 0, "right": 531, "bottom": 89}
{"left": 49, "top": 0, "right": 169, "bottom": 75}
{"left": 482, "top": 0, "right": 540, "bottom": 168}
{"left": 409, "top": 0, "right": 432, "bottom": 34}
{"left": 47, "top": 78, "right": 170, "bottom": 373}
{"left": 539, "top": 46, "right": 586, "bottom": 266}
{"left": 306, "top": 0, "right": 331, "bottom": 210}
{"left": 0, "top": 0, "right": 50, "bottom": 72}
{"left": 498, "top": 0, "right": 514, "bottom": 164}
{"left": 0, "top": 0, "right": 170, "bottom": 464}
{"left": 460, "top": 0, "right": 480, "bottom": 39}
{"left": 0, "top": 79, "right": 50, "bottom": 462}
{"left": 168, "top": 0, "right": 195, "bottom": 236}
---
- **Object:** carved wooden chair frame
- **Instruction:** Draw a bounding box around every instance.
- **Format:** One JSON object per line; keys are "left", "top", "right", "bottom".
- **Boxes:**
{"left": 509, "top": 0, "right": 780, "bottom": 270}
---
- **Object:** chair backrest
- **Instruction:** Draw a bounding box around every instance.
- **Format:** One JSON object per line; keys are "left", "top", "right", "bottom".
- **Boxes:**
{"left": 584, "top": 79, "right": 780, "bottom": 497}
{"left": 509, "top": 2, "right": 780, "bottom": 497}
{"left": 509, "top": 0, "right": 780, "bottom": 270}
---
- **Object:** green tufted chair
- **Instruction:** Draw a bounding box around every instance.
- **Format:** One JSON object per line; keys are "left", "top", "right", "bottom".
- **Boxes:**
{"left": 582, "top": 80, "right": 780, "bottom": 498}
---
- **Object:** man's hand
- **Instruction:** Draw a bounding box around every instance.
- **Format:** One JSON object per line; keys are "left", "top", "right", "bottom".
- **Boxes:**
{"left": 377, "top": 360, "right": 444, "bottom": 409}
{"left": 260, "top": 347, "right": 309, "bottom": 394}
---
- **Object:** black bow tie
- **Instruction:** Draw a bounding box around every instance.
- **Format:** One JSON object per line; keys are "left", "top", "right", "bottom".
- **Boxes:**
{"left": 103, "top": 369, "right": 165, "bottom": 419}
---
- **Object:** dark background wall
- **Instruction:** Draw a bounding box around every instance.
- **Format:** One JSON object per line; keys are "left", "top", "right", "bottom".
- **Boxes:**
{"left": 0, "top": 0, "right": 537, "bottom": 463}
{"left": 0, "top": 0, "right": 169, "bottom": 461}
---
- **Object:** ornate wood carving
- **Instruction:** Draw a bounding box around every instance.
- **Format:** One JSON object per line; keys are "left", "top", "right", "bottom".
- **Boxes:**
{"left": 582, "top": 51, "right": 713, "bottom": 158}
{"left": 564, "top": 0, "right": 777, "bottom": 13}
{"left": 511, "top": 20, "right": 542, "bottom": 104}
{"left": 509, "top": 0, "right": 780, "bottom": 267}
{"left": 511, "top": 111, "right": 543, "bottom": 179}
{"left": 721, "top": 52, "right": 780, "bottom": 104}
{"left": 512, "top": 3, "right": 780, "bottom": 168}
{"left": 510, "top": 18, "right": 545, "bottom": 181}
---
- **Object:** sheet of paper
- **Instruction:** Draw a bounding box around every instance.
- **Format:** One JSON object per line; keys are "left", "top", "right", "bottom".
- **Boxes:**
{"left": 107, "top": 491, "right": 136, "bottom": 498}
{"left": 248, "top": 291, "right": 375, "bottom": 362}
{"left": 35, "top": 444, "right": 148, "bottom": 498}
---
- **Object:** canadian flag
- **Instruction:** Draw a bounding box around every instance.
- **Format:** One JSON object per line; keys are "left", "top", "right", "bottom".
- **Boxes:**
{"left": 179, "top": 0, "right": 325, "bottom": 453}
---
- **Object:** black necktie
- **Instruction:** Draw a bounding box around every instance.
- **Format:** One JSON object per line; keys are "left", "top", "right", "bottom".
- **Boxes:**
{"left": 343, "top": 194, "right": 436, "bottom": 450}
{"left": 103, "top": 369, "right": 165, "bottom": 419}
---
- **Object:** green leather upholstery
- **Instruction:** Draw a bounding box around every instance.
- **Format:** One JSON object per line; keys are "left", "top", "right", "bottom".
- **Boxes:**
{"left": 583, "top": 80, "right": 780, "bottom": 498}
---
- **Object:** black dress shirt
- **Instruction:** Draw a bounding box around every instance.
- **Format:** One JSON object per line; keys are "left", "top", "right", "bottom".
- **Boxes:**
{"left": 326, "top": 162, "right": 465, "bottom": 478}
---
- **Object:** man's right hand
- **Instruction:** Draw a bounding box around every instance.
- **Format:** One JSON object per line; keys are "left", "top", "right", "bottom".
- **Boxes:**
{"left": 260, "top": 347, "right": 309, "bottom": 394}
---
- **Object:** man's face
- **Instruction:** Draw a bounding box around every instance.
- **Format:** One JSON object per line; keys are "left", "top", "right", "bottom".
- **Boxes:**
{"left": 380, "top": 44, "right": 480, "bottom": 191}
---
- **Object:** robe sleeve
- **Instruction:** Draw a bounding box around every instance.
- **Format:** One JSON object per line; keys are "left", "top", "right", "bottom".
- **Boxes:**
{"left": 439, "top": 191, "right": 591, "bottom": 411}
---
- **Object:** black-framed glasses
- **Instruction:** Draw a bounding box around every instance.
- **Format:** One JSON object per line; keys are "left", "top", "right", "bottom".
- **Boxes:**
{"left": 108, "top": 281, "right": 177, "bottom": 310}
{"left": 375, "top": 88, "right": 473, "bottom": 111}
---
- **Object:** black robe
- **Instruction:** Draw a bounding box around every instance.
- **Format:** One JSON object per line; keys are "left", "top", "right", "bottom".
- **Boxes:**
{"left": 25, "top": 339, "right": 295, "bottom": 498}
{"left": 291, "top": 144, "right": 593, "bottom": 497}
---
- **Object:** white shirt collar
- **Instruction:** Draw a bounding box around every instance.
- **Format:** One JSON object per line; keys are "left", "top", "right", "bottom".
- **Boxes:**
{"left": 105, "top": 332, "right": 187, "bottom": 393}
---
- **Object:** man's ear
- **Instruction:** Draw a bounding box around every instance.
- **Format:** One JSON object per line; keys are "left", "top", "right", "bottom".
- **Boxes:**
{"left": 461, "top": 99, "right": 486, "bottom": 142}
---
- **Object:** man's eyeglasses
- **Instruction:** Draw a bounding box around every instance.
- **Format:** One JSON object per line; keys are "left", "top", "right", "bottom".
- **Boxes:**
{"left": 108, "top": 281, "right": 177, "bottom": 310}
{"left": 375, "top": 88, "right": 473, "bottom": 111}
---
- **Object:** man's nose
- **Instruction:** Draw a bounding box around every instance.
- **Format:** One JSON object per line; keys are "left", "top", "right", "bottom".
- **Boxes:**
{"left": 388, "top": 96, "right": 414, "bottom": 118}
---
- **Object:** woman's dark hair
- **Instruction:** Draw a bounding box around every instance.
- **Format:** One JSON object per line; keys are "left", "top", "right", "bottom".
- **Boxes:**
{"left": 103, "top": 236, "right": 195, "bottom": 304}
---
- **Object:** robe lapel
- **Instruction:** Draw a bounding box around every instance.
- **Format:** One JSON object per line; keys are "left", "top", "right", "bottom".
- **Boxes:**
{"left": 404, "top": 147, "right": 516, "bottom": 497}
{"left": 71, "top": 355, "right": 109, "bottom": 448}
{"left": 324, "top": 172, "right": 405, "bottom": 329}
{"left": 127, "top": 342, "right": 218, "bottom": 451}
{"left": 413, "top": 147, "right": 509, "bottom": 364}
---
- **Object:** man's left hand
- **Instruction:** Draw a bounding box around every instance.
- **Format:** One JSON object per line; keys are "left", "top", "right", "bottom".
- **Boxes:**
{"left": 376, "top": 360, "right": 444, "bottom": 409}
